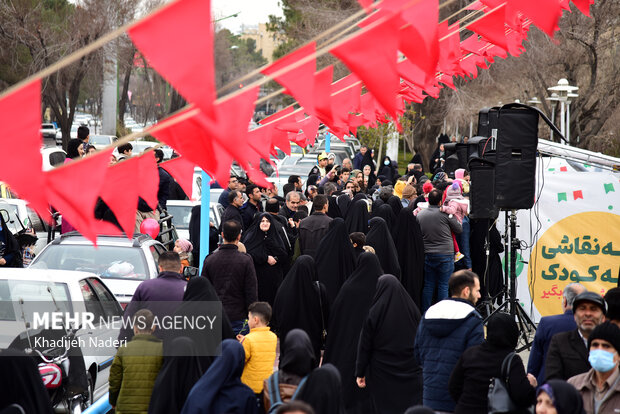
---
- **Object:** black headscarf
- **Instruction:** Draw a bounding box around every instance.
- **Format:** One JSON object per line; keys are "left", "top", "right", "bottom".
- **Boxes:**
{"left": 486, "top": 312, "right": 519, "bottom": 350}
{"left": 326, "top": 196, "right": 343, "bottom": 219}
{"left": 0, "top": 214, "right": 22, "bottom": 268}
{"left": 314, "top": 218, "right": 356, "bottom": 304}
{"left": 365, "top": 217, "right": 401, "bottom": 280}
{"left": 360, "top": 151, "right": 375, "bottom": 172}
{"left": 323, "top": 253, "right": 382, "bottom": 411}
{"left": 149, "top": 337, "right": 203, "bottom": 414}
{"left": 173, "top": 277, "right": 234, "bottom": 371}
{"left": 373, "top": 204, "right": 396, "bottom": 232}
{"left": 371, "top": 197, "right": 384, "bottom": 213}
{"left": 0, "top": 348, "right": 54, "bottom": 414}
{"left": 355, "top": 275, "right": 423, "bottom": 413}
{"left": 306, "top": 174, "right": 319, "bottom": 188}
{"left": 181, "top": 340, "right": 258, "bottom": 414}
{"left": 242, "top": 213, "right": 286, "bottom": 254}
{"left": 279, "top": 329, "right": 317, "bottom": 377}
{"left": 537, "top": 380, "right": 585, "bottom": 414}
{"left": 379, "top": 156, "right": 397, "bottom": 182}
{"left": 392, "top": 206, "right": 425, "bottom": 306}
{"left": 297, "top": 364, "right": 346, "bottom": 414}
{"left": 66, "top": 139, "right": 82, "bottom": 159}
{"left": 336, "top": 194, "right": 352, "bottom": 217}
{"left": 387, "top": 195, "right": 403, "bottom": 217}
{"left": 352, "top": 193, "right": 368, "bottom": 202}
{"left": 345, "top": 199, "right": 369, "bottom": 234}
{"left": 272, "top": 256, "right": 327, "bottom": 361}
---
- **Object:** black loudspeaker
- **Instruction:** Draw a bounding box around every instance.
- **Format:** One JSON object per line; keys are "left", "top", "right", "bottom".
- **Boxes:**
{"left": 493, "top": 105, "right": 539, "bottom": 210}
{"left": 469, "top": 158, "right": 498, "bottom": 219}
{"left": 477, "top": 107, "right": 500, "bottom": 138}
{"left": 467, "top": 136, "right": 495, "bottom": 161}
{"left": 456, "top": 143, "right": 469, "bottom": 168}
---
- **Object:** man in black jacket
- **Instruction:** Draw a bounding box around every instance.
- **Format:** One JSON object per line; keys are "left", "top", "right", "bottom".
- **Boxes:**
{"left": 545, "top": 291, "right": 606, "bottom": 381}
{"left": 201, "top": 221, "right": 257, "bottom": 334}
{"left": 298, "top": 194, "right": 332, "bottom": 257}
{"left": 219, "top": 190, "right": 244, "bottom": 231}
{"left": 240, "top": 184, "right": 262, "bottom": 230}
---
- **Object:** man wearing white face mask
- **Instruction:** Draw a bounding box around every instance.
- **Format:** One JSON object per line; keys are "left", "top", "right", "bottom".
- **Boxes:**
{"left": 568, "top": 321, "right": 620, "bottom": 414}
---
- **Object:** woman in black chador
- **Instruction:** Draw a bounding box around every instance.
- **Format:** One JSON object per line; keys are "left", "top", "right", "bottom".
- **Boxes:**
{"left": 323, "top": 253, "right": 382, "bottom": 414}
{"left": 272, "top": 255, "right": 329, "bottom": 361}
{"left": 392, "top": 205, "right": 425, "bottom": 307}
{"left": 314, "top": 218, "right": 356, "bottom": 304}
{"left": 297, "top": 364, "right": 346, "bottom": 414}
{"left": 242, "top": 213, "right": 288, "bottom": 307}
{"left": 365, "top": 217, "right": 401, "bottom": 280}
{"left": 372, "top": 204, "right": 396, "bottom": 233}
{"left": 345, "top": 199, "right": 369, "bottom": 234}
{"left": 355, "top": 275, "right": 423, "bottom": 414}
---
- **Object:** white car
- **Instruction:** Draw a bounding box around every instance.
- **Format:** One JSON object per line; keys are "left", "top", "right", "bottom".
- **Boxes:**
{"left": 0, "top": 198, "right": 57, "bottom": 258}
{"left": 0, "top": 268, "right": 123, "bottom": 409}
{"left": 41, "top": 123, "right": 57, "bottom": 139}
{"left": 89, "top": 135, "right": 116, "bottom": 150}
{"left": 41, "top": 147, "right": 67, "bottom": 170}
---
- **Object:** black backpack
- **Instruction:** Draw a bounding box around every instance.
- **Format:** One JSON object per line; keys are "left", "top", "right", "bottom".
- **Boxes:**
{"left": 266, "top": 371, "right": 308, "bottom": 414}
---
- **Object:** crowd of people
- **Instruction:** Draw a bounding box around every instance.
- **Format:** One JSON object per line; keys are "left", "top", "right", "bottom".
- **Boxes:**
{"left": 2, "top": 139, "right": 620, "bottom": 414}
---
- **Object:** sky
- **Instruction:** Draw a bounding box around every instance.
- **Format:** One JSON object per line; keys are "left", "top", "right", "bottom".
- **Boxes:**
{"left": 212, "top": 0, "right": 284, "bottom": 34}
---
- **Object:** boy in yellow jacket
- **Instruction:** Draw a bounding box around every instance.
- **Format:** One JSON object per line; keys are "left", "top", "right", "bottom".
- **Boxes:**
{"left": 237, "top": 301, "right": 278, "bottom": 413}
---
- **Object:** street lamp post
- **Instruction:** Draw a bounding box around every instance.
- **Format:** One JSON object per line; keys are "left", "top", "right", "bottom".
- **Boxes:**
{"left": 548, "top": 79, "right": 578, "bottom": 145}
{"left": 545, "top": 93, "right": 559, "bottom": 142}
{"left": 566, "top": 92, "right": 579, "bottom": 144}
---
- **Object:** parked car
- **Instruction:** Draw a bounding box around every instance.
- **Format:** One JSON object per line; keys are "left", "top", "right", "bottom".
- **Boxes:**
{"left": 89, "top": 135, "right": 116, "bottom": 150}
{"left": 41, "top": 123, "right": 57, "bottom": 139}
{"left": 0, "top": 198, "right": 57, "bottom": 260}
{"left": 0, "top": 268, "right": 123, "bottom": 411}
{"left": 30, "top": 233, "right": 167, "bottom": 307}
{"left": 41, "top": 147, "right": 66, "bottom": 170}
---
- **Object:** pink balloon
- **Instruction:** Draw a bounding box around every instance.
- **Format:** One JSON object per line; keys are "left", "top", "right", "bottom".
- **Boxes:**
{"left": 140, "top": 218, "right": 160, "bottom": 239}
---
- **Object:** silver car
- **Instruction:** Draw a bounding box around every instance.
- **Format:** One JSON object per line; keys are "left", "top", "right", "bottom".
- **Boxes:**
{"left": 30, "top": 234, "right": 167, "bottom": 307}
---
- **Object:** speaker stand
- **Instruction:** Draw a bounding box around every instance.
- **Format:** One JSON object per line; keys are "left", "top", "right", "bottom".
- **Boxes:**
{"left": 484, "top": 210, "right": 537, "bottom": 352}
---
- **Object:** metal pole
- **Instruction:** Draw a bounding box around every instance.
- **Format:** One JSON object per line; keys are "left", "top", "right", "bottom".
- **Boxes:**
{"left": 550, "top": 104, "right": 556, "bottom": 142}
{"left": 198, "top": 171, "right": 211, "bottom": 273}
{"left": 469, "top": 118, "right": 473, "bottom": 139}
{"left": 560, "top": 101, "right": 566, "bottom": 145}
{"left": 566, "top": 101, "right": 571, "bottom": 145}
{"left": 325, "top": 132, "right": 331, "bottom": 153}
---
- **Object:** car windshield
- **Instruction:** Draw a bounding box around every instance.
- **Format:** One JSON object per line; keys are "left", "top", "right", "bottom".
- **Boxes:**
{"left": 90, "top": 136, "right": 112, "bottom": 146}
{"left": 168, "top": 205, "right": 193, "bottom": 230}
{"left": 31, "top": 245, "right": 148, "bottom": 280}
{"left": 0, "top": 203, "right": 22, "bottom": 233}
{"left": 0, "top": 279, "right": 72, "bottom": 322}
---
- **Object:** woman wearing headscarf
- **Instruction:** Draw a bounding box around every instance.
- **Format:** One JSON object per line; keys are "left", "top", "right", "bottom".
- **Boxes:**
{"left": 360, "top": 149, "right": 375, "bottom": 172}
{"left": 448, "top": 312, "right": 536, "bottom": 414}
{"left": 173, "top": 277, "right": 235, "bottom": 372}
{"left": 355, "top": 275, "right": 423, "bottom": 414}
{"left": 373, "top": 204, "right": 396, "bottom": 232}
{"left": 365, "top": 217, "right": 401, "bottom": 280}
{"left": 352, "top": 192, "right": 368, "bottom": 202}
{"left": 336, "top": 194, "right": 351, "bottom": 217}
{"left": 149, "top": 337, "right": 203, "bottom": 414}
{"left": 323, "top": 253, "right": 382, "bottom": 414}
{"left": 242, "top": 213, "right": 288, "bottom": 307}
{"left": 392, "top": 206, "right": 425, "bottom": 306}
{"left": 0, "top": 214, "right": 22, "bottom": 268}
{"left": 379, "top": 156, "right": 397, "bottom": 182}
{"left": 263, "top": 329, "right": 317, "bottom": 411}
{"left": 345, "top": 199, "right": 369, "bottom": 234}
{"left": 361, "top": 165, "right": 376, "bottom": 192}
{"left": 181, "top": 339, "right": 258, "bottom": 414}
{"left": 314, "top": 218, "right": 356, "bottom": 304}
{"left": 386, "top": 195, "right": 403, "bottom": 218}
{"left": 536, "top": 380, "right": 585, "bottom": 414}
{"left": 297, "top": 364, "right": 346, "bottom": 414}
{"left": 0, "top": 348, "right": 54, "bottom": 414}
{"left": 272, "top": 256, "right": 329, "bottom": 361}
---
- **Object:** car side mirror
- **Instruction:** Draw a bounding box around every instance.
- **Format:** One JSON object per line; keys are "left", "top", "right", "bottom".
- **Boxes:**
{"left": 183, "top": 266, "right": 199, "bottom": 279}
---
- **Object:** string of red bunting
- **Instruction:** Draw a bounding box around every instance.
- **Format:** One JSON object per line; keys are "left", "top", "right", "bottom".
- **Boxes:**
{"left": 0, "top": 0, "right": 594, "bottom": 243}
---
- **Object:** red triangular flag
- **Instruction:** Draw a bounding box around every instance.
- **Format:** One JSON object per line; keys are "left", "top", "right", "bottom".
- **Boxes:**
{"left": 507, "top": 0, "right": 562, "bottom": 37}
{"left": 259, "top": 107, "right": 295, "bottom": 125}
{"left": 45, "top": 149, "right": 113, "bottom": 243}
{"left": 159, "top": 156, "right": 196, "bottom": 201}
{"left": 571, "top": 0, "right": 593, "bottom": 16}
{"left": 0, "top": 80, "right": 49, "bottom": 217}
{"left": 262, "top": 43, "right": 317, "bottom": 114}
{"left": 247, "top": 125, "right": 274, "bottom": 162}
{"left": 128, "top": 0, "right": 215, "bottom": 115}
{"left": 467, "top": 4, "right": 508, "bottom": 52}
{"left": 330, "top": 15, "right": 400, "bottom": 121}
{"left": 136, "top": 152, "right": 160, "bottom": 210}
{"left": 314, "top": 65, "right": 335, "bottom": 128}
{"left": 99, "top": 157, "right": 142, "bottom": 238}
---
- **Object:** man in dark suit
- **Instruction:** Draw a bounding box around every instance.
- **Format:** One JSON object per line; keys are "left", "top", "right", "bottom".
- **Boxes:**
{"left": 545, "top": 291, "right": 607, "bottom": 381}
{"left": 528, "top": 282, "right": 586, "bottom": 385}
